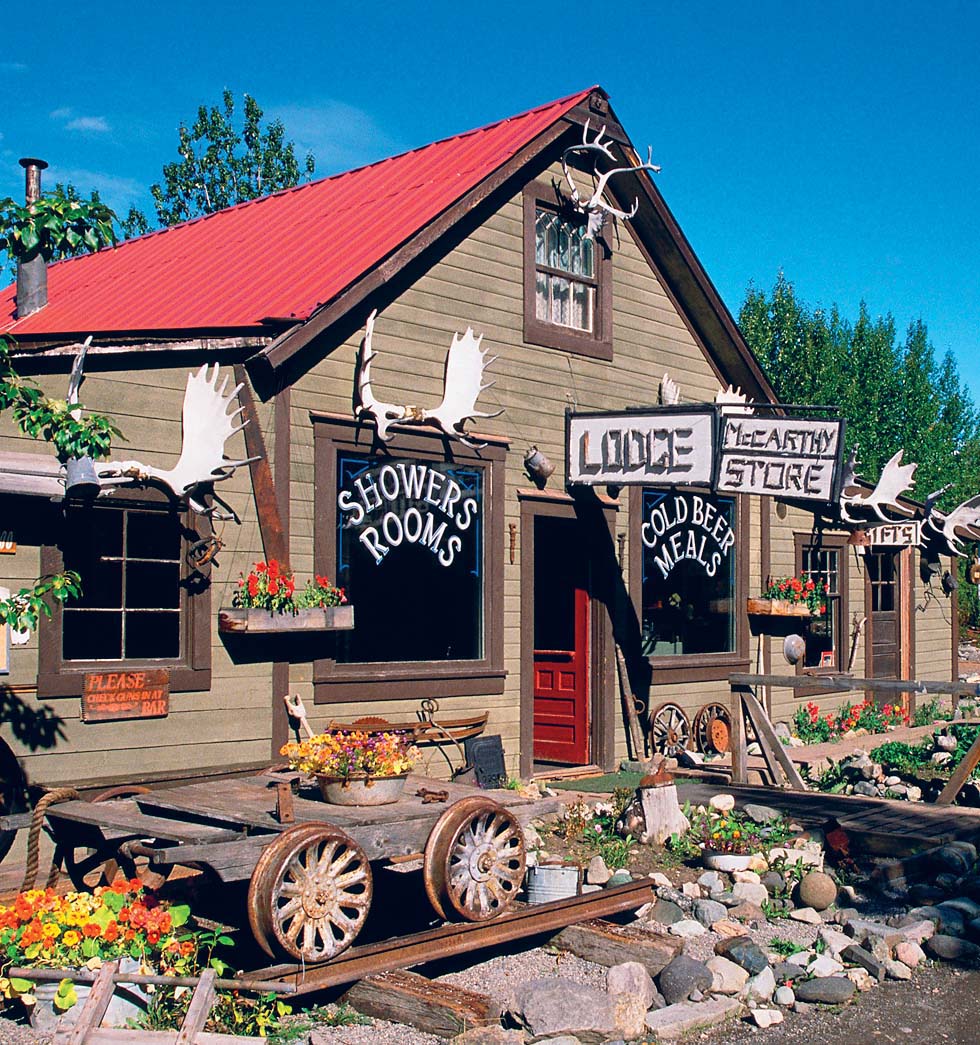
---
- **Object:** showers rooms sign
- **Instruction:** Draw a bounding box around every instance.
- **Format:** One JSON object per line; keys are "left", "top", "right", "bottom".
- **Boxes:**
{"left": 567, "top": 406, "right": 844, "bottom": 503}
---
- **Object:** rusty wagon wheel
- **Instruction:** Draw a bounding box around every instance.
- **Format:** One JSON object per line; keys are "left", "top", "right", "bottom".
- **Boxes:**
{"left": 58, "top": 786, "right": 169, "bottom": 892}
{"left": 423, "top": 796, "right": 526, "bottom": 922}
{"left": 649, "top": 702, "right": 692, "bottom": 757}
{"left": 692, "top": 702, "right": 732, "bottom": 754}
{"left": 247, "top": 822, "right": 373, "bottom": 962}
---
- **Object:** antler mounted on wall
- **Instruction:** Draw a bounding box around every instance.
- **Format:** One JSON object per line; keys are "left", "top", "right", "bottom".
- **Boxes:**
{"left": 355, "top": 310, "right": 503, "bottom": 448}
{"left": 925, "top": 493, "right": 980, "bottom": 556}
{"left": 99, "top": 363, "right": 258, "bottom": 518}
{"left": 839, "top": 448, "right": 917, "bottom": 523}
{"left": 561, "top": 120, "right": 660, "bottom": 237}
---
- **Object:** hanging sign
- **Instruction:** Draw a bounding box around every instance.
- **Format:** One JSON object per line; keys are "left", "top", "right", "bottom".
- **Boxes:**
{"left": 566, "top": 407, "right": 716, "bottom": 486}
{"left": 716, "top": 415, "right": 843, "bottom": 501}
{"left": 865, "top": 521, "right": 922, "bottom": 547}
{"left": 337, "top": 457, "right": 480, "bottom": 568}
{"left": 81, "top": 670, "right": 170, "bottom": 722}
{"left": 641, "top": 490, "right": 736, "bottom": 579}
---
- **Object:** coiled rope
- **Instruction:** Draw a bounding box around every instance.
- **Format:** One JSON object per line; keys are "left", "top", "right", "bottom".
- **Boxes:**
{"left": 21, "top": 787, "right": 81, "bottom": 892}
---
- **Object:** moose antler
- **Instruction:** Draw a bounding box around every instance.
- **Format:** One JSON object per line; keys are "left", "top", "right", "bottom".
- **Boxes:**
{"left": 561, "top": 120, "right": 661, "bottom": 236}
{"left": 926, "top": 494, "right": 980, "bottom": 556}
{"left": 99, "top": 364, "right": 258, "bottom": 517}
{"left": 839, "top": 449, "right": 917, "bottom": 523}
{"left": 354, "top": 311, "right": 502, "bottom": 447}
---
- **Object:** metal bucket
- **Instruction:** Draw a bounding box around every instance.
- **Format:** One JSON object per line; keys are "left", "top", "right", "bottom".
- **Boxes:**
{"left": 64, "top": 455, "right": 100, "bottom": 499}
{"left": 525, "top": 863, "right": 582, "bottom": 905}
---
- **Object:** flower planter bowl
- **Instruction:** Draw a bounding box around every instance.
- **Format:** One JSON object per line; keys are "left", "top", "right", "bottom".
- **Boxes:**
{"left": 218, "top": 606, "right": 354, "bottom": 634}
{"left": 316, "top": 773, "right": 407, "bottom": 806}
{"left": 745, "top": 598, "right": 812, "bottom": 618}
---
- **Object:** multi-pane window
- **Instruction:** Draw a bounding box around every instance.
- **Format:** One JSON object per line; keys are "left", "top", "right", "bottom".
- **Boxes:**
{"left": 61, "top": 506, "right": 182, "bottom": 662}
{"left": 534, "top": 209, "right": 596, "bottom": 333}
{"left": 800, "top": 545, "right": 841, "bottom": 669}
{"left": 867, "top": 552, "right": 896, "bottom": 612}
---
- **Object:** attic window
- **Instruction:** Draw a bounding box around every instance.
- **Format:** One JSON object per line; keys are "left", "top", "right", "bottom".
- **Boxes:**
{"left": 523, "top": 180, "right": 612, "bottom": 360}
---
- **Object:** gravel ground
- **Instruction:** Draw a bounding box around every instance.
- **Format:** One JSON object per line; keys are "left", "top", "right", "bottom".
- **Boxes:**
{"left": 0, "top": 1016, "right": 51, "bottom": 1045}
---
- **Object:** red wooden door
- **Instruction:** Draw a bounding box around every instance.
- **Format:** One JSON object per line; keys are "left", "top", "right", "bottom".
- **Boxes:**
{"left": 533, "top": 516, "right": 590, "bottom": 764}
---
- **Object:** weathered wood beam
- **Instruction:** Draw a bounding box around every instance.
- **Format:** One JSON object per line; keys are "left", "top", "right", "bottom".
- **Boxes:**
{"left": 551, "top": 918, "right": 682, "bottom": 978}
{"left": 344, "top": 970, "right": 500, "bottom": 1039}
{"left": 741, "top": 691, "right": 808, "bottom": 791}
{"left": 936, "top": 731, "right": 980, "bottom": 807}
{"left": 233, "top": 364, "right": 289, "bottom": 570}
{"left": 730, "top": 673, "right": 980, "bottom": 698}
{"left": 13, "top": 335, "right": 271, "bottom": 359}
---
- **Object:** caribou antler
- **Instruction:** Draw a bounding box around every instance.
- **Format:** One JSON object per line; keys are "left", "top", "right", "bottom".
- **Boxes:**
{"left": 561, "top": 120, "right": 660, "bottom": 236}
{"left": 353, "top": 311, "right": 502, "bottom": 447}
{"left": 99, "top": 363, "right": 258, "bottom": 518}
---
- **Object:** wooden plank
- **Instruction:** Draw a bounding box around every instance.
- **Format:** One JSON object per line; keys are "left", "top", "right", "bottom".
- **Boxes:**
{"left": 730, "top": 684, "right": 748, "bottom": 785}
{"left": 45, "top": 801, "right": 243, "bottom": 844}
{"left": 937, "top": 731, "right": 980, "bottom": 806}
{"left": 176, "top": 968, "right": 217, "bottom": 1045}
{"left": 741, "top": 692, "right": 808, "bottom": 791}
{"left": 58, "top": 961, "right": 119, "bottom": 1045}
{"left": 552, "top": 918, "right": 682, "bottom": 978}
{"left": 344, "top": 970, "right": 500, "bottom": 1038}
{"left": 730, "top": 672, "right": 980, "bottom": 698}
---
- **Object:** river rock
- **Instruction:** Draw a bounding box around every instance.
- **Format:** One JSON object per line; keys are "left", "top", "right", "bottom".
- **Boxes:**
{"left": 668, "top": 919, "right": 706, "bottom": 938}
{"left": 840, "top": 944, "right": 884, "bottom": 981}
{"left": 772, "top": 962, "right": 806, "bottom": 984}
{"left": 657, "top": 955, "right": 713, "bottom": 1006}
{"left": 940, "top": 897, "right": 980, "bottom": 920}
{"left": 586, "top": 855, "right": 611, "bottom": 885}
{"left": 774, "top": 985, "right": 795, "bottom": 1006}
{"left": 933, "top": 904, "right": 968, "bottom": 938}
{"left": 647, "top": 898, "right": 685, "bottom": 925}
{"left": 793, "top": 976, "right": 856, "bottom": 1004}
{"left": 744, "top": 802, "right": 784, "bottom": 823}
{"left": 798, "top": 870, "right": 838, "bottom": 911}
{"left": 512, "top": 979, "right": 616, "bottom": 1042}
{"left": 714, "top": 937, "right": 769, "bottom": 975}
{"left": 895, "top": 940, "right": 925, "bottom": 967}
{"left": 924, "top": 934, "right": 980, "bottom": 963}
{"left": 644, "top": 998, "right": 743, "bottom": 1039}
{"left": 698, "top": 871, "right": 725, "bottom": 894}
{"left": 693, "top": 899, "right": 728, "bottom": 927}
{"left": 762, "top": 871, "right": 785, "bottom": 896}
{"left": 742, "top": 966, "right": 776, "bottom": 1003}
{"left": 704, "top": 853, "right": 753, "bottom": 872}
{"left": 729, "top": 901, "right": 769, "bottom": 925}
{"left": 607, "top": 962, "right": 658, "bottom": 1041}
{"left": 706, "top": 955, "right": 749, "bottom": 995}
{"left": 789, "top": 907, "right": 823, "bottom": 925}
{"left": 732, "top": 881, "right": 768, "bottom": 906}
{"left": 751, "top": 1008, "right": 784, "bottom": 1029}
{"left": 710, "top": 793, "right": 736, "bottom": 811}
{"left": 884, "top": 959, "right": 912, "bottom": 980}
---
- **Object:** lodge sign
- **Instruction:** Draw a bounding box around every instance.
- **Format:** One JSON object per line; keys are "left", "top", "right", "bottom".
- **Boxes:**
{"left": 715, "top": 416, "right": 843, "bottom": 502}
{"left": 81, "top": 669, "right": 170, "bottom": 722}
{"left": 566, "top": 407, "right": 715, "bottom": 486}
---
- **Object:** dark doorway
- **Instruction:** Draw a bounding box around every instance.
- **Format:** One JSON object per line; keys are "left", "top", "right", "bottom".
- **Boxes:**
{"left": 532, "top": 515, "right": 590, "bottom": 765}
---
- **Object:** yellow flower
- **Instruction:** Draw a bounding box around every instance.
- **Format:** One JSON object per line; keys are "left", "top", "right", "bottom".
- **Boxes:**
{"left": 62, "top": 930, "right": 81, "bottom": 947}
{"left": 42, "top": 923, "right": 60, "bottom": 939}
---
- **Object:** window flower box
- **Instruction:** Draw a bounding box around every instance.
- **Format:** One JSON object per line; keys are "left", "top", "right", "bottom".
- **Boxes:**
{"left": 218, "top": 605, "right": 354, "bottom": 633}
{"left": 745, "top": 598, "right": 812, "bottom": 618}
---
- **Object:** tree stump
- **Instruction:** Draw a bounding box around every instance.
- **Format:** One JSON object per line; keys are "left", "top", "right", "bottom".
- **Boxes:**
{"left": 638, "top": 784, "right": 690, "bottom": 845}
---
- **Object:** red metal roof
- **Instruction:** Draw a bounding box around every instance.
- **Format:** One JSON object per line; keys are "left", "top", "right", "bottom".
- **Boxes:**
{"left": 0, "top": 88, "right": 594, "bottom": 339}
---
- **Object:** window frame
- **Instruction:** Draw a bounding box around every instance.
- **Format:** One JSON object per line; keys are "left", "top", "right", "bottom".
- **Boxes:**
{"left": 312, "top": 415, "right": 507, "bottom": 704}
{"left": 523, "top": 180, "right": 613, "bottom": 361}
{"left": 37, "top": 492, "right": 212, "bottom": 698}
{"left": 628, "top": 487, "right": 750, "bottom": 683}
{"left": 793, "top": 531, "right": 849, "bottom": 685}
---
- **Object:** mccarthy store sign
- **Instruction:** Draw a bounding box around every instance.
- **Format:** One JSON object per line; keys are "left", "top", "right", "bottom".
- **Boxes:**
{"left": 567, "top": 405, "right": 845, "bottom": 503}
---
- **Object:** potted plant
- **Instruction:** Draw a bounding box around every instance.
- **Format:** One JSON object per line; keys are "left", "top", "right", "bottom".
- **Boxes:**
{"left": 218, "top": 560, "right": 354, "bottom": 633}
{"left": 0, "top": 880, "right": 190, "bottom": 1032}
{"left": 746, "top": 574, "right": 828, "bottom": 617}
{"left": 280, "top": 729, "right": 419, "bottom": 805}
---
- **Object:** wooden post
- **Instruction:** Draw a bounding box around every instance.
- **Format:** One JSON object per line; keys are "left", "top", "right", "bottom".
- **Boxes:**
{"left": 741, "top": 689, "right": 808, "bottom": 791}
{"left": 730, "top": 682, "right": 748, "bottom": 785}
{"left": 59, "top": 961, "right": 119, "bottom": 1045}
{"left": 936, "top": 732, "right": 980, "bottom": 807}
{"left": 615, "top": 645, "right": 646, "bottom": 762}
{"left": 638, "top": 783, "right": 689, "bottom": 845}
{"left": 176, "top": 969, "right": 218, "bottom": 1045}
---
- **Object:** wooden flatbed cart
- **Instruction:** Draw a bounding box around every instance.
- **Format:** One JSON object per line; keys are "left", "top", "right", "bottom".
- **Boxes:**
{"left": 41, "top": 772, "right": 558, "bottom": 966}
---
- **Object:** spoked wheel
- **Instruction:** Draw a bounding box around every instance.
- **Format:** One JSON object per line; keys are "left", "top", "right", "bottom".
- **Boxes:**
{"left": 58, "top": 786, "right": 168, "bottom": 891}
{"left": 692, "top": 702, "right": 732, "bottom": 754}
{"left": 247, "top": 823, "right": 373, "bottom": 961}
{"left": 649, "top": 702, "right": 692, "bottom": 757}
{"left": 423, "top": 796, "right": 526, "bottom": 922}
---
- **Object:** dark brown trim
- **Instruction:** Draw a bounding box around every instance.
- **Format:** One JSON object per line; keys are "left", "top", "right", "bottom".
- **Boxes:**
{"left": 311, "top": 417, "right": 506, "bottom": 704}
{"left": 628, "top": 487, "right": 750, "bottom": 685}
{"left": 254, "top": 119, "right": 575, "bottom": 378}
{"left": 522, "top": 181, "right": 613, "bottom": 361}
{"left": 272, "top": 387, "right": 292, "bottom": 757}
{"left": 760, "top": 500, "right": 772, "bottom": 683}
{"left": 518, "top": 495, "right": 616, "bottom": 778}
{"left": 794, "top": 531, "right": 850, "bottom": 697}
{"left": 952, "top": 555, "right": 960, "bottom": 682}
{"left": 37, "top": 497, "right": 212, "bottom": 698}
{"left": 234, "top": 365, "right": 290, "bottom": 569}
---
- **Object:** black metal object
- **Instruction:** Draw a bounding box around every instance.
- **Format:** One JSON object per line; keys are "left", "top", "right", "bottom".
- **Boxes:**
{"left": 463, "top": 735, "right": 507, "bottom": 788}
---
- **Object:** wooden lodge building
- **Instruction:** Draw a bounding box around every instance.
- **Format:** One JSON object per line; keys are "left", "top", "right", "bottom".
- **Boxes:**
{"left": 0, "top": 86, "right": 957, "bottom": 797}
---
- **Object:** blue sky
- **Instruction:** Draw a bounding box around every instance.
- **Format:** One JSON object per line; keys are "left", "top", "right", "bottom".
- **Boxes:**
{"left": 2, "top": 1, "right": 977, "bottom": 400}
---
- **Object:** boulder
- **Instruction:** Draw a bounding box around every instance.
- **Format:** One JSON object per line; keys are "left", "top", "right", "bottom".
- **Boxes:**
{"left": 693, "top": 899, "right": 728, "bottom": 927}
{"left": 607, "top": 962, "right": 658, "bottom": 1041}
{"left": 762, "top": 871, "right": 785, "bottom": 896}
{"left": 743, "top": 803, "right": 784, "bottom": 823}
{"left": 729, "top": 901, "right": 769, "bottom": 925}
{"left": 895, "top": 940, "right": 925, "bottom": 967}
{"left": 933, "top": 904, "right": 968, "bottom": 938}
{"left": 742, "top": 966, "right": 776, "bottom": 1003}
{"left": 798, "top": 871, "right": 838, "bottom": 911}
{"left": 774, "top": 985, "right": 795, "bottom": 1006}
{"left": 512, "top": 979, "right": 617, "bottom": 1044}
{"left": 657, "top": 955, "right": 713, "bottom": 1006}
{"left": 706, "top": 955, "right": 749, "bottom": 995}
{"left": 710, "top": 793, "right": 736, "bottom": 811}
{"left": 793, "top": 976, "right": 856, "bottom": 1004}
{"left": 697, "top": 871, "right": 725, "bottom": 894}
{"left": 817, "top": 926, "right": 852, "bottom": 957}
{"left": 772, "top": 962, "right": 806, "bottom": 984}
{"left": 586, "top": 855, "right": 611, "bottom": 885}
{"left": 884, "top": 959, "right": 912, "bottom": 980}
{"left": 668, "top": 919, "right": 706, "bottom": 939}
{"left": 807, "top": 955, "right": 845, "bottom": 978}
{"left": 731, "top": 881, "right": 768, "bottom": 907}
{"left": 714, "top": 937, "right": 769, "bottom": 975}
{"left": 646, "top": 899, "right": 685, "bottom": 926}
{"left": 644, "top": 998, "right": 743, "bottom": 1040}
{"left": 840, "top": 944, "right": 884, "bottom": 981}
{"left": 924, "top": 934, "right": 980, "bottom": 963}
